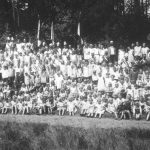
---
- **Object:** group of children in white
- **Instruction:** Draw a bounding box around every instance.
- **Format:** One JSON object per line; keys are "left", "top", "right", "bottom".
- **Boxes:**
{"left": 1, "top": 37, "right": 150, "bottom": 120}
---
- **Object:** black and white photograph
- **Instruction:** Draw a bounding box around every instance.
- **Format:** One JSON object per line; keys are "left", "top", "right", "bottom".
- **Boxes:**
{"left": 0, "top": 0, "right": 150, "bottom": 150}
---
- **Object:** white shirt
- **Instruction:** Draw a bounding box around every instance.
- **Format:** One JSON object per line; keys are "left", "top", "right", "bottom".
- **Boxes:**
{"left": 134, "top": 46, "right": 141, "bottom": 56}
{"left": 2, "top": 69, "right": 9, "bottom": 79}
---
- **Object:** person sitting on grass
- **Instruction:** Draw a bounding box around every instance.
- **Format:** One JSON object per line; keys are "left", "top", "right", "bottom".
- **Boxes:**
{"left": 27, "top": 96, "right": 33, "bottom": 114}
{"left": 11, "top": 95, "right": 17, "bottom": 114}
{"left": 2, "top": 98, "right": 12, "bottom": 114}
{"left": 87, "top": 98, "right": 95, "bottom": 117}
{"left": 45, "top": 99, "right": 53, "bottom": 114}
{"left": 16, "top": 98, "right": 23, "bottom": 114}
{"left": 80, "top": 97, "right": 89, "bottom": 116}
{"left": 94, "top": 100, "right": 106, "bottom": 119}
{"left": 117, "top": 98, "right": 132, "bottom": 120}
{"left": 145, "top": 100, "right": 150, "bottom": 121}
{"left": 132, "top": 98, "right": 142, "bottom": 120}
{"left": 67, "top": 97, "right": 76, "bottom": 116}
{"left": 35, "top": 95, "right": 44, "bottom": 115}
{"left": 106, "top": 98, "right": 118, "bottom": 119}
{"left": 57, "top": 97, "right": 66, "bottom": 116}
{"left": 22, "top": 98, "right": 28, "bottom": 115}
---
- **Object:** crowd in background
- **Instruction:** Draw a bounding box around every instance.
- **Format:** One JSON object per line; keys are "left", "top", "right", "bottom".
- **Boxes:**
{"left": 0, "top": 36, "right": 150, "bottom": 120}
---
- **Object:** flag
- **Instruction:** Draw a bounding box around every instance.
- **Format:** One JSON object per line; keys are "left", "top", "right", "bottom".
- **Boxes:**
{"left": 37, "top": 17, "right": 40, "bottom": 40}
{"left": 77, "top": 22, "right": 80, "bottom": 36}
{"left": 51, "top": 22, "right": 54, "bottom": 44}
{"left": 37, "top": 17, "right": 41, "bottom": 47}
{"left": 77, "top": 22, "right": 83, "bottom": 45}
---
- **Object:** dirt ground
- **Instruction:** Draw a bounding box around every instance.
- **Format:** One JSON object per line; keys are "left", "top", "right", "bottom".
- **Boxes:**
{"left": 0, "top": 114, "right": 150, "bottom": 129}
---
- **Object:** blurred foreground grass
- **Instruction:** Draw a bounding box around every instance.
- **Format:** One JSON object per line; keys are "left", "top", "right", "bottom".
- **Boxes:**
{"left": 0, "top": 115, "right": 150, "bottom": 150}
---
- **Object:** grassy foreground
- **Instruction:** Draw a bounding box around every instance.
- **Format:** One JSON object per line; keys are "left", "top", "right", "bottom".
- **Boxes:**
{"left": 0, "top": 115, "right": 150, "bottom": 150}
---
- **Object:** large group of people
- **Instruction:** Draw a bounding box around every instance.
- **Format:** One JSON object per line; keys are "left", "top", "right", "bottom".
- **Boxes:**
{"left": 0, "top": 36, "right": 150, "bottom": 120}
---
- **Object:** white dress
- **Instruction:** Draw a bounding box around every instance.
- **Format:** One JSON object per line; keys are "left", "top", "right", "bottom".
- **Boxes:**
{"left": 97, "top": 77, "right": 105, "bottom": 91}
{"left": 95, "top": 103, "right": 105, "bottom": 114}
{"left": 87, "top": 103, "right": 95, "bottom": 114}
{"left": 67, "top": 101, "right": 75, "bottom": 112}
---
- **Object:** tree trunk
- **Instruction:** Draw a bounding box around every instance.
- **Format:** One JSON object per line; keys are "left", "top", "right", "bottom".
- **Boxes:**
{"left": 16, "top": 6, "right": 20, "bottom": 29}
{"left": 11, "top": 0, "right": 16, "bottom": 31}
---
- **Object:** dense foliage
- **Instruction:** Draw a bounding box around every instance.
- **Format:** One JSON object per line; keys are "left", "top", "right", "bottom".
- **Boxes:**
{"left": 0, "top": 0, "right": 150, "bottom": 44}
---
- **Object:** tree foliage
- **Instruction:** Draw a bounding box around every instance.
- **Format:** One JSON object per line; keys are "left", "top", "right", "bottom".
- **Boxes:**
{"left": 0, "top": 0, "right": 150, "bottom": 44}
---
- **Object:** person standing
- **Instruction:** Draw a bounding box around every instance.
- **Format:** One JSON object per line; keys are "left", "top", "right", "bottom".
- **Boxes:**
{"left": 108, "top": 41, "right": 116, "bottom": 64}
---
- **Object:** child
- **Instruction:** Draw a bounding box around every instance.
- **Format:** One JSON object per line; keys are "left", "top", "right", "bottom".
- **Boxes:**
{"left": 80, "top": 98, "right": 89, "bottom": 116}
{"left": 17, "top": 99, "right": 23, "bottom": 114}
{"left": 36, "top": 95, "right": 44, "bottom": 115}
{"left": 67, "top": 97, "right": 76, "bottom": 116}
{"left": 94, "top": 100, "right": 106, "bottom": 118}
{"left": 87, "top": 99, "right": 95, "bottom": 117}
{"left": 2, "top": 99, "right": 11, "bottom": 114}
{"left": 45, "top": 99, "right": 53, "bottom": 114}
{"left": 97, "top": 73, "right": 106, "bottom": 92}
{"left": 132, "top": 99, "right": 142, "bottom": 120}
{"left": 106, "top": 98, "right": 118, "bottom": 119}
{"left": 11, "top": 96, "right": 17, "bottom": 114}
{"left": 145, "top": 101, "right": 150, "bottom": 121}
{"left": 92, "top": 70, "right": 98, "bottom": 86}
{"left": 57, "top": 98, "right": 66, "bottom": 116}
{"left": 117, "top": 100, "right": 132, "bottom": 120}
{"left": 22, "top": 98, "right": 29, "bottom": 115}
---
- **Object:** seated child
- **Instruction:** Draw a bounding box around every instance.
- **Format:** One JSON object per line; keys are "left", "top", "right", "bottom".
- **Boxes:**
{"left": 106, "top": 98, "right": 118, "bottom": 119}
{"left": 94, "top": 100, "right": 106, "bottom": 118}
{"left": 67, "top": 97, "right": 76, "bottom": 116}
{"left": 87, "top": 98, "right": 95, "bottom": 117}
{"left": 132, "top": 99, "right": 142, "bottom": 120}
{"left": 57, "top": 98, "right": 66, "bottom": 116}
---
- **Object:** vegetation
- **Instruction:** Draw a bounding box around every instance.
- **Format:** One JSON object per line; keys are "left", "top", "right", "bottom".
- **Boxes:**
{"left": 0, "top": 121, "right": 150, "bottom": 150}
{"left": 0, "top": 116, "right": 149, "bottom": 150}
{"left": 0, "top": 0, "right": 150, "bottom": 44}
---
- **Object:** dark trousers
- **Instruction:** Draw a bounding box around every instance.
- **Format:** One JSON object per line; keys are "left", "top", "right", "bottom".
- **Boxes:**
{"left": 110, "top": 55, "right": 116, "bottom": 64}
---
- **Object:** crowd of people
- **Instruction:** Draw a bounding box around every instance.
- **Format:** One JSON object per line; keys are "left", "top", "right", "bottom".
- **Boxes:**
{"left": 0, "top": 36, "right": 150, "bottom": 120}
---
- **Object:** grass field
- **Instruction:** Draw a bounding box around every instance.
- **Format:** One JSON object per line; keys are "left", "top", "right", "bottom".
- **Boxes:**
{"left": 0, "top": 115, "right": 150, "bottom": 150}
{"left": 1, "top": 114, "right": 150, "bottom": 129}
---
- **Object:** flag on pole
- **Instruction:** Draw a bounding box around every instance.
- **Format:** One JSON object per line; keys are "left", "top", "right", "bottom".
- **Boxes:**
{"left": 51, "top": 22, "right": 54, "bottom": 44}
{"left": 37, "top": 16, "right": 41, "bottom": 47}
{"left": 77, "top": 22, "right": 83, "bottom": 45}
{"left": 77, "top": 22, "right": 80, "bottom": 36}
{"left": 37, "top": 17, "right": 40, "bottom": 40}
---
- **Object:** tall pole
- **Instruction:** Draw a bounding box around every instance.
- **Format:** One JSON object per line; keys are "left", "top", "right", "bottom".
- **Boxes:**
{"left": 16, "top": 5, "right": 20, "bottom": 29}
